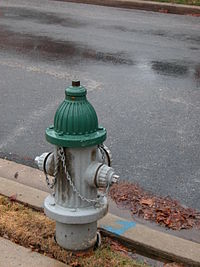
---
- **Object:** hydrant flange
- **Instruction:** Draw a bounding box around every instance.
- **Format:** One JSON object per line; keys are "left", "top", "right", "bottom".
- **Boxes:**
{"left": 44, "top": 195, "right": 108, "bottom": 224}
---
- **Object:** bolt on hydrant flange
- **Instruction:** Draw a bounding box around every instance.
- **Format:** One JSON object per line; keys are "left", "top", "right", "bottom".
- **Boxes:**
{"left": 35, "top": 81, "right": 119, "bottom": 251}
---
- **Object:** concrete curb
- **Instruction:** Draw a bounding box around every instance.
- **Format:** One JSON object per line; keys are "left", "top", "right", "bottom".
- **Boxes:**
{"left": 53, "top": 0, "right": 200, "bottom": 15}
{"left": 0, "top": 159, "right": 200, "bottom": 266}
{"left": 99, "top": 215, "right": 200, "bottom": 266}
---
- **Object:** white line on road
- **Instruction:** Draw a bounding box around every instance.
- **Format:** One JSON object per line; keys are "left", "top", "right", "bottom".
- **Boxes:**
{"left": 0, "top": 59, "right": 102, "bottom": 92}
{"left": 0, "top": 100, "right": 60, "bottom": 150}
{"left": 0, "top": 58, "right": 102, "bottom": 150}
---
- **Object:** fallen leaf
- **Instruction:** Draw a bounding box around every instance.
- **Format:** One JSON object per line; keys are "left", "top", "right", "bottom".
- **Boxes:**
{"left": 110, "top": 240, "right": 128, "bottom": 254}
{"left": 118, "top": 195, "right": 128, "bottom": 201}
{"left": 159, "top": 9, "right": 169, "bottom": 13}
{"left": 190, "top": 13, "right": 200, "bottom": 17}
{"left": 140, "top": 198, "right": 154, "bottom": 206}
{"left": 9, "top": 194, "right": 17, "bottom": 201}
{"left": 70, "top": 262, "right": 81, "bottom": 267}
{"left": 14, "top": 172, "right": 18, "bottom": 179}
{"left": 74, "top": 250, "right": 93, "bottom": 257}
{"left": 110, "top": 182, "right": 200, "bottom": 230}
{"left": 164, "top": 263, "right": 184, "bottom": 267}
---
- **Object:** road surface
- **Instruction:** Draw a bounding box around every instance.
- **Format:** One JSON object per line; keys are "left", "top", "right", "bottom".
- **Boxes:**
{"left": 0, "top": 0, "right": 200, "bottom": 209}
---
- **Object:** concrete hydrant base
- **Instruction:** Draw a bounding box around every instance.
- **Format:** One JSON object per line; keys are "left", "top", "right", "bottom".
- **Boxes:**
{"left": 44, "top": 195, "right": 108, "bottom": 250}
{"left": 56, "top": 221, "right": 97, "bottom": 251}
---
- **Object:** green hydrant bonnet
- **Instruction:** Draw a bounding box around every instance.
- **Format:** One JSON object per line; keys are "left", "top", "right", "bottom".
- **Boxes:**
{"left": 46, "top": 81, "right": 106, "bottom": 147}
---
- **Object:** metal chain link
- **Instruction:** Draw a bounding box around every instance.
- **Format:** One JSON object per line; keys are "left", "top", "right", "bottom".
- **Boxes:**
{"left": 57, "top": 147, "right": 101, "bottom": 205}
{"left": 45, "top": 170, "right": 56, "bottom": 189}
{"left": 46, "top": 146, "right": 110, "bottom": 205}
{"left": 45, "top": 174, "right": 56, "bottom": 189}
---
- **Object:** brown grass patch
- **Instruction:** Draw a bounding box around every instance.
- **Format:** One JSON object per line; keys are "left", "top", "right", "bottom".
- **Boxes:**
{"left": 0, "top": 195, "right": 148, "bottom": 267}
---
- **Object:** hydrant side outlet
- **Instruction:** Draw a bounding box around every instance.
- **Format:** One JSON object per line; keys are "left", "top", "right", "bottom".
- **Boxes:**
{"left": 36, "top": 81, "right": 119, "bottom": 251}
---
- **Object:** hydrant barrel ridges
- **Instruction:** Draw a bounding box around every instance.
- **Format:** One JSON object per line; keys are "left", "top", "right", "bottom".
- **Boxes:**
{"left": 46, "top": 82, "right": 106, "bottom": 147}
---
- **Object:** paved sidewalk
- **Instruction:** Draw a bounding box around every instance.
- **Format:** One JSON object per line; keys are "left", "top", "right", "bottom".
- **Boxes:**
{"left": 54, "top": 0, "right": 200, "bottom": 15}
{"left": 0, "top": 237, "right": 68, "bottom": 267}
{"left": 0, "top": 159, "right": 200, "bottom": 266}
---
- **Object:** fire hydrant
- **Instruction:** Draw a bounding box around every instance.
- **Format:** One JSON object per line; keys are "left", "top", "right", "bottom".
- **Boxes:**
{"left": 35, "top": 81, "right": 119, "bottom": 251}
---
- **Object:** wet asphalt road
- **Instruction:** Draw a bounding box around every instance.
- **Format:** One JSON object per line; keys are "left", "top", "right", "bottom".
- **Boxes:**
{"left": 0, "top": 0, "right": 200, "bottom": 209}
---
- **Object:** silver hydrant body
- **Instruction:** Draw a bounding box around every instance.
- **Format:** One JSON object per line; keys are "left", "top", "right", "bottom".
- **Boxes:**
{"left": 35, "top": 81, "right": 119, "bottom": 251}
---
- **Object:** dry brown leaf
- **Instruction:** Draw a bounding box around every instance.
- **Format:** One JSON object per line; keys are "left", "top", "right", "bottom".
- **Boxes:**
{"left": 140, "top": 198, "right": 154, "bottom": 207}
{"left": 164, "top": 263, "right": 184, "bottom": 267}
{"left": 110, "top": 240, "right": 128, "bottom": 254}
{"left": 8, "top": 194, "right": 17, "bottom": 201}
{"left": 110, "top": 182, "right": 200, "bottom": 230}
{"left": 70, "top": 262, "right": 81, "bottom": 267}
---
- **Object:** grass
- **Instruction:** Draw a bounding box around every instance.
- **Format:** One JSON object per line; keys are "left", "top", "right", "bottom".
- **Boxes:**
{"left": 144, "top": 0, "right": 200, "bottom": 6}
{"left": 0, "top": 195, "right": 149, "bottom": 267}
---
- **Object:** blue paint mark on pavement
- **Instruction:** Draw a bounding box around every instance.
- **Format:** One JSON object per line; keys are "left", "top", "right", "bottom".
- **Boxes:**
{"left": 103, "top": 220, "right": 136, "bottom": 235}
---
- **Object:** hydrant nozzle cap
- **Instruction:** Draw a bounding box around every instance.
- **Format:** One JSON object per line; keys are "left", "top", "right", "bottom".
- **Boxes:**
{"left": 65, "top": 81, "right": 86, "bottom": 97}
{"left": 72, "top": 80, "right": 80, "bottom": 87}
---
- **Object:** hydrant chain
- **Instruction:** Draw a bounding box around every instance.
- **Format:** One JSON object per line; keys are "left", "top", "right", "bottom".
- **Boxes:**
{"left": 58, "top": 147, "right": 102, "bottom": 205}
{"left": 45, "top": 173, "right": 56, "bottom": 189}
